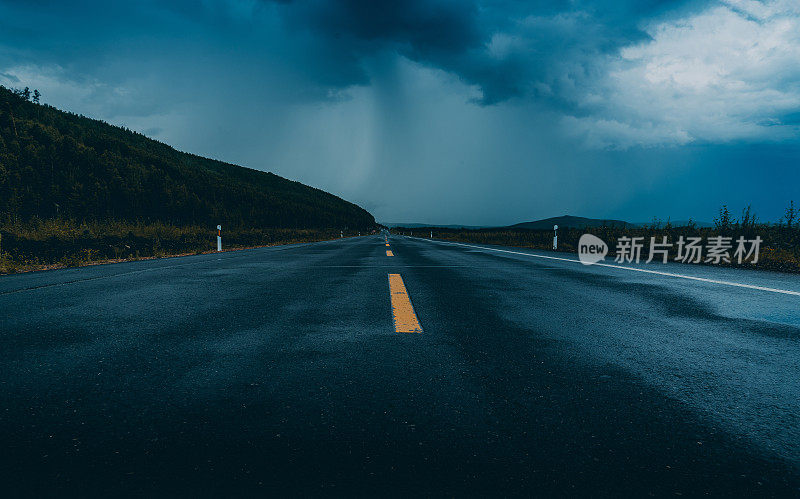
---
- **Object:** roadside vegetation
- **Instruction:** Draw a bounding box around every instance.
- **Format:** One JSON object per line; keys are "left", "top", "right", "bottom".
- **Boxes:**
{"left": 0, "top": 84, "right": 375, "bottom": 274}
{"left": 396, "top": 202, "right": 800, "bottom": 274}
{"left": 0, "top": 218, "right": 363, "bottom": 274}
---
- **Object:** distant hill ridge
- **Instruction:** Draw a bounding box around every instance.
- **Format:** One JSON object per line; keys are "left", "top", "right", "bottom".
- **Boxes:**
{"left": 387, "top": 215, "right": 713, "bottom": 231}
{"left": 0, "top": 85, "right": 375, "bottom": 228}
{"left": 510, "top": 215, "right": 634, "bottom": 230}
{"left": 383, "top": 222, "right": 485, "bottom": 229}
{"left": 510, "top": 215, "right": 713, "bottom": 230}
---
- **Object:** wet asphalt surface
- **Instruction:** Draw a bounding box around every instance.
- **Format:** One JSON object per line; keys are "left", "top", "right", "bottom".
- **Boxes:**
{"left": 1, "top": 235, "right": 799, "bottom": 497}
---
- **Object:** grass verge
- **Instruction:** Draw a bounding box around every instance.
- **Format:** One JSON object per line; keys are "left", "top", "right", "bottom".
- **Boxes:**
{"left": 0, "top": 219, "right": 367, "bottom": 274}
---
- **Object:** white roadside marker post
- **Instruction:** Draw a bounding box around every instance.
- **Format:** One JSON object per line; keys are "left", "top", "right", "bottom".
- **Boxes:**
{"left": 340, "top": 231, "right": 343, "bottom": 238}
{"left": 430, "top": 231, "right": 433, "bottom": 238}
{"left": 553, "top": 224, "right": 558, "bottom": 250}
{"left": 217, "top": 225, "right": 222, "bottom": 252}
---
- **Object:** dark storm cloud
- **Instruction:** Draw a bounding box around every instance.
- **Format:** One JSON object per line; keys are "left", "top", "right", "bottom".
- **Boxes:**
{"left": 0, "top": 0, "right": 696, "bottom": 106}
{"left": 262, "top": 0, "right": 696, "bottom": 104}
{"left": 263, "top": 0, "right": 486, "bottom": 94}
{"left": 301, "top": 0, "right": 483, "bottom": 52}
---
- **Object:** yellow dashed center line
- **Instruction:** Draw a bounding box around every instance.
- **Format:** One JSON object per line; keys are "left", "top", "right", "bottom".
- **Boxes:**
{"left": 387, "top": 274, "right": 423, "bottom": 333}
{"left": 386, "top": 250, "right": 394, "bottom": 256}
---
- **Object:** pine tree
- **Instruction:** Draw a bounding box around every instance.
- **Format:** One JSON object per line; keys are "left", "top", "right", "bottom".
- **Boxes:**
{"left": 714, "top": 205, "right": 732, "bottom": 231}
{"left": 786, "top": 201, "right": 797, "bottom": 229}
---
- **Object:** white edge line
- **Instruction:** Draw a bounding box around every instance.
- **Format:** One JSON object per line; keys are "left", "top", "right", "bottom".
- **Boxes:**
{"left": 412, "top": 237, "right": 800, "bottom": 297}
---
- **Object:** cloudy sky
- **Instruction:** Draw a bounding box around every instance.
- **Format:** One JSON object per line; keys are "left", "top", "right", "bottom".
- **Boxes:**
{"left": 1, "top": 0, "right": 799, "bottom": 225}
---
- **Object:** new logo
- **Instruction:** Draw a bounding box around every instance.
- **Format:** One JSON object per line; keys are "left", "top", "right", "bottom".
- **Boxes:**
{"left": 578, "top": 234, "right": 608, "bottom": 265}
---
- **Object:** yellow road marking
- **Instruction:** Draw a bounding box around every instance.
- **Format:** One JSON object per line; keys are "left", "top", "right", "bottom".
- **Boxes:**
{"left": 386, "top": 250, "right": 394, "bottom": 256}
{"left": 387, "top": 274, "right": 422, "bottom": 333}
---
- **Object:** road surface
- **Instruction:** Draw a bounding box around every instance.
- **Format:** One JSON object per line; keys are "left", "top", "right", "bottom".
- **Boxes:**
{"left": 1, "top": 235, "right": 799, "bottom": 496}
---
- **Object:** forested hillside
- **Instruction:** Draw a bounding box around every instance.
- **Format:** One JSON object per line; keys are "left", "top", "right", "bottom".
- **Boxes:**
{"left": 0, "top": 85, "right": 374, "bottom": 228}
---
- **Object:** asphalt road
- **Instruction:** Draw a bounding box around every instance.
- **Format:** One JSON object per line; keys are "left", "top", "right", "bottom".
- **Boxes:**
{"left": 1, "top": 235, "right": 799, "bottom": 496}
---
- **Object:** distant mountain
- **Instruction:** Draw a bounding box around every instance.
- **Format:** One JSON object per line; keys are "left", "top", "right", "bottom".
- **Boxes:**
{"left": 509, "top": 215, "right": 634, "bottom": 230}
{"left": 665, "top": 220, "right": 714, "bottom": 228}
{"left": 510, "top": 215, "right": 715, "bottom": 230}
{"left": 388, "top": 216, "right": 713, "bottom": 231}
{"left": 0, "top": 85, "right": 375, "bottom": 229}
{"left": 383, "top": 222, "right": 487, "bottom": 229}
